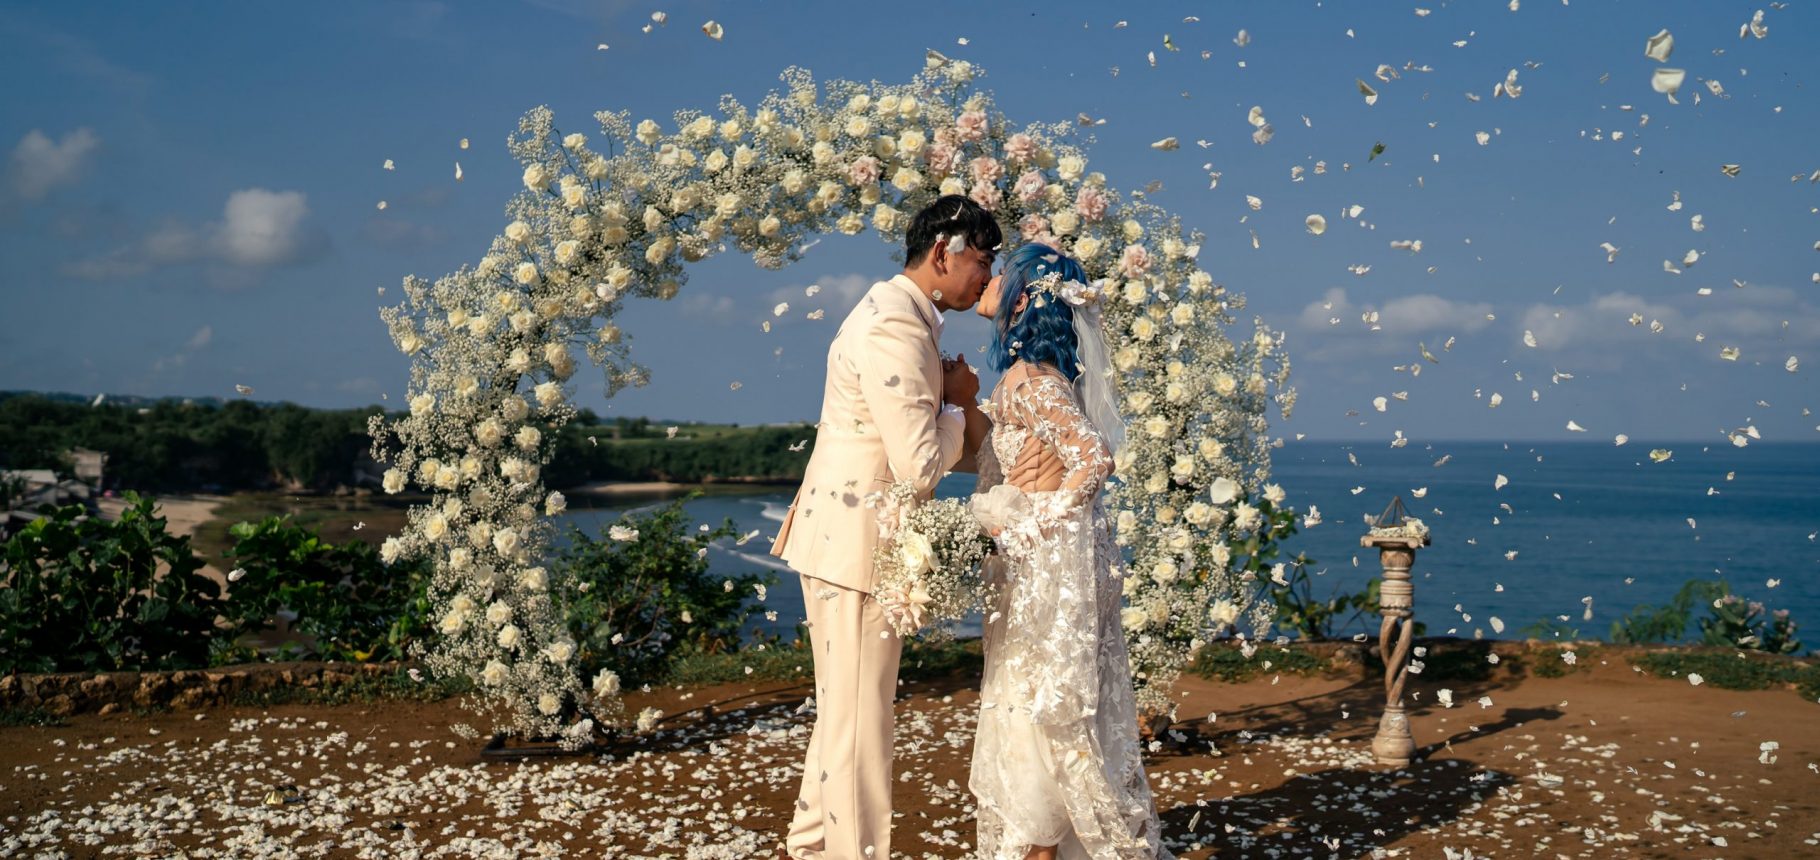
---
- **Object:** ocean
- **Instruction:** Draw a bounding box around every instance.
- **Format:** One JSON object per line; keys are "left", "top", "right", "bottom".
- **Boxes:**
{"left": 555, "top": 441, "right": 1820, "bottom": 647}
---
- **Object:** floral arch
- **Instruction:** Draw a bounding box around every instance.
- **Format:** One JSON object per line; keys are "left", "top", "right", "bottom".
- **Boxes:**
{"left": 371, "top": 55, "right": 1294, "bottom": 743}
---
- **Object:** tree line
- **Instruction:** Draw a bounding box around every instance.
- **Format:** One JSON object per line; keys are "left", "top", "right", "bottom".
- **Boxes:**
{"left": 0, "top": 392, "right": 814, "bottom": 494}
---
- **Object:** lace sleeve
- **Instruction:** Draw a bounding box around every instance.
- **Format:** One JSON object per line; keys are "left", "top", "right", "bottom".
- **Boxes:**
{"left": 1003, "top": 371, "right": 1112, "bottom": 521}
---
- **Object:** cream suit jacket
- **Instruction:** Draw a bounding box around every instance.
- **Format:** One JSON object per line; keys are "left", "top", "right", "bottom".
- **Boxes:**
{"left": 770, "top": 275, "right": 965, "bottom": 593}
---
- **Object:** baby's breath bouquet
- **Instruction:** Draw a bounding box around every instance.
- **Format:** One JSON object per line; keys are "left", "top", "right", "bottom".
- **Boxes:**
{"left": 867, "top": 481, "right": 993, "bottom": 638}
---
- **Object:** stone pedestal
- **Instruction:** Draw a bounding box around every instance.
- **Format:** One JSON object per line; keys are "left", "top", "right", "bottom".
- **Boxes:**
{"left": 1360, "top": 531, "right": 1429, "bottom": 769}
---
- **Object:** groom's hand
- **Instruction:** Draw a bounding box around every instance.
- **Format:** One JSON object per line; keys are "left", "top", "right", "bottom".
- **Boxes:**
{"left": 942, "top": 355, "right": 979, "bottom": 406}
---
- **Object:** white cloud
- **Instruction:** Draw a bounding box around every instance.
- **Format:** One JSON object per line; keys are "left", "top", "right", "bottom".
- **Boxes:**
{"left": 65, "top": 187, "right": 324, "bottom": 281}
{"left": 1520, "top": 287, "right": 1820, "bottom": 356}
{"left": 9, "top": 127, "right": 100, "bottom": 200}
{"left": 186, "top": 325, "right": 213, "bottom": 350}
{"left": 1295, "top": 288, "right": 1494, "bottom": 359}
{"left": 765, "top": 273, "right": 874, "bottom": 325}
{"left": 677, "top": 294, "right": 736, "bottom": 322}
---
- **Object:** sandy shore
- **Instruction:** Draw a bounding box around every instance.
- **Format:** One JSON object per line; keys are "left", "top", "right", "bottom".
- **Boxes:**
{"left": 2, "top": 650, "right": 1815, "bottom": 857}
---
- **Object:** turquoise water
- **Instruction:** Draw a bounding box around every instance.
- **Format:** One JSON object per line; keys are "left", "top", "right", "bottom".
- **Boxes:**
{"left": 556, "top": 442, "right": 1820, "bottom": 646}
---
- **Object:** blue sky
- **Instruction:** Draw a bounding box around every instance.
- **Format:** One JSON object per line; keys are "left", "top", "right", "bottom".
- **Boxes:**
{"left": 2, "top": 0, "right": 1815, "bottom": 442}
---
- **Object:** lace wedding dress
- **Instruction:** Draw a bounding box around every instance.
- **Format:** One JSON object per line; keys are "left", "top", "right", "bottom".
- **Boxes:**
{"left": 968, "top": 362, "right": 1171, "bottom": 859}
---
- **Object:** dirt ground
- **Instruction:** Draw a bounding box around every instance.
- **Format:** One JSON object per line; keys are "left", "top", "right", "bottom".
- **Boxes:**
{"left": 2, "top": 654, "right": 1816, "bottom": 859}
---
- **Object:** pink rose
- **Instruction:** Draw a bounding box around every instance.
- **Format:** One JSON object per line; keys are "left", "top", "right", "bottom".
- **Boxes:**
{"left": 924, "top": 142, "right": 958, "bottom": 178}
{"left": 969, "top": 156, "right": 1003, "bottom": 186}
{"left": 1118, "top": 244, "right": 1152, "bottom": 278}
{"left": 1013, "top": 170, "right": 1047, "bottom": 205}
{"left": 956, "top": 110, "right": 989, "bottom": 142}
{"left": 848, "top": 155, "right": 882, "bottom": 186}
{"left": 1004, "top": 133, "right": 1038, "bottom": 164}
{"left": 969, "top": 182, "right": 1002, "bottom": 211}
{"left": 1019, "top": 213, "right": 1049, "bottom": 238}
{"left": 1075, "top": 185, "right": 1110, "bottom": 222}
{"left": 1026, "top": 230, "right": 1060, "bottom": 250}
{"left": 934, "top": 127, "right": 960, "bottom": 148}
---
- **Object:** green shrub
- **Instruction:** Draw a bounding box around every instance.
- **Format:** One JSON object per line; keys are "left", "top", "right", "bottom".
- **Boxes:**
{"left": 214, "top": 516, "right": 436, "bottom": 663}
{"left": 556, "top": 495, "right": 776, "bottom": 686}
{"left": 1630, "top": 649, "right": 1820, "bottom": 697}
{"left": 1191, "top": 642, "right": 1330, "bottom": 683}
{"left": 0, "top": 493, "right": 221, "bottom": 673}
{"left": 1700, "top": 593, "right": 1802, "bottom": 654}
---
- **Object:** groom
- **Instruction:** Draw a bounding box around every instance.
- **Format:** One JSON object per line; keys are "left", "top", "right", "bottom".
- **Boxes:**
{"left": 770, "top": 195, "right": 999, "bottom": 859}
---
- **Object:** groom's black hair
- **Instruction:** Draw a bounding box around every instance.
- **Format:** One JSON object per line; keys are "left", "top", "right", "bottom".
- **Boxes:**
{"left": 904, "top": 195, "right": 1003, "bottom": 266}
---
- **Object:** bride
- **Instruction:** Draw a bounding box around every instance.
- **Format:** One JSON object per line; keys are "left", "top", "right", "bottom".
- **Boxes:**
{"left": 967, "top": 244, "right": 1171, "bottom": 859}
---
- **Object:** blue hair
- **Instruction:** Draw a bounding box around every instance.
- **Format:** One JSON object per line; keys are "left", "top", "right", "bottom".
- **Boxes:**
{"left": 989, "top": 243, "right": 1083, "bottom": 379}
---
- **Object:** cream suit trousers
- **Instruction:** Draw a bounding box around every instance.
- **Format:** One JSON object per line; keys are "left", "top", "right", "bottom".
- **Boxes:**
{"left": 786, "top": 572, "right": 903, "bottom": 860}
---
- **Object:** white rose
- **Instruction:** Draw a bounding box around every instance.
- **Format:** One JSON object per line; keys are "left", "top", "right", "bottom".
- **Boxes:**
{"left": 486, "top": 600, "right": 512, "bottom": 626}
{"left": 891, "top": 167, "right": 923, "bottom": 192}
{"left": 1120, "top": 605, "right": 1149, "bottom": 631}
{"left": 635, "top": 119, "right": 662, "bottom": 145}
{"left": 1264, "top": 483, "right": 1286, "bottom": 505}
{"left": 837, "top": 213, "right": 864, "bottom": 235}
{"left": 938, "top": 176, "right": 965, "bottom": 196}
{"left": 380, "top": 537, "right": 403, "bottom": 564}
{"left": 410, "top": 393, "right": 435, "bottom": 416}
{"left": 433, "top": 463, "right": 460, "bottom": 490}
{"left": 1122, "top": 219, "right": 1145, "bottom": 242}
{"left": 514, "top": 262, "right": 539, "bottom": 285}
{"left": 1165, "top": 381, "right": 1188, "bottom": 403}
{"left": 563, "top": 183, "right": 586, "bottom": 208}
{"left": 1144, "top": 471, "right": 1169, "bottom": 494}
{"left": 1189, "top": 271, "right": 1214, "bottom": 293}
{"left": 1126, "top": 390, "right": 1154, "bottom": 414}
{"left": 811, "top": 140, "right": 834, "bottom": 164}
{"left": 732, "top": 144, "right": 758, "bottom": 171}
{"left": 497, "top": 623, "right": 522, "bottom": 649}
{"left": 505, "top": 221, "right": 531, "bottom": 244}
{"left": 1211, "top": 543, "right": 1232, "bottom": 568}
{"left": 493, "top": 528, "right": 521, "bottom": 557}
{"left": 1171, "top": 303, "right": 1195, "bottom": 326}
{"left": 501, "top": 396, "right": 529, "bottom": 422}
{"left": 1116, "top": 510, "right": 1138, "bottom": 536}
{"left": 1233, "top": 502, "right": 1261, "bottom": 533}
{"left": 1247, "top": 374, "right": 1268, "bottom": 395}
{"left": 585, "top": 156, "right": 608, "bottom": 179}
{"left": 781, "top": 169, "right": 808, "bottom": 194}
{"left": 425, "top": 513, "right": 449, "bottom": 541}
{"left": 534, "top": 381, "right": 563, "bottom": 409}
{"left": 475, "top": 419, "right": 505, "bottom": 448}
{"left": 515, "top": 425, "right": 542, "bottom": 451}
{"left": 1209, "top": 476, "right": 1240, "bottom": 505}
{"left": 545, "top": 491, "right": 567, "bottom": 516}
{"left": 703, "top": 148, "right": 728, "bottom": 173}
{"left": 1209, "top": 599, "right": 1241, "bottom": 627}
{"left": 1113, "top": 346, "right": 1140, "bottom": 372}
{"left": 719, "top": 118, "right": 742, "bottom": 140}
{"left": 522, "top": 164, "right": 550, "bottom": 189}
{"left": 1051, "top": 210, "right": 1079, "bottom": 235}
{"left": 554, "top": 240, "right": 579, "bottom": 265}
{"left": 1213, "top": 373, "right": 1238, "bottom": 397}
{"left": 872, "top": 204, "right": 900, "bottom": 233}
{"left": 546, "top": 639, "right": 575, "bottom": 663}
{"left": 538, "top": 692, "right": 562, "bottom": 716}
{"left": 1057, "top": 155, "right": 1086, "bottom": 182}
{"left": 448, "top": 548, "right": 472, "bottom": 571}
{"left": 1074, "top": 236, "right": 1102, "bottom": 260}
{"left": 593, "top": 670, "right": 622, "bottom": 697}
{"left": 1152, "top": 561, "right": 1179, "bottom": 584}
{"left": 896, "top": 129, "right": 925, "bottom": 154}
{"left": 1199, "top": 437, "right": 1225, "bottom": 461}
{"left": 382, "top": 468, "right": 406, "bottom": 494}
{"left": 899, "top": 532, "right": 936, "bottom": 575}
{"left": 845, "top": 115, "right": 871, "bottom": 137}
{"left": 1131, "top": 317, "right": 1157, "bottom": 342}
{"left": 482, "top": 660, "right": 509, "bottom": 686}
{"left": 1184, "top": 502, "right": 1213, "bottom": 525}
{"left": 1172, "top": 455, "right": 1196, "bottom": 482}
{"left": 1145, "top": 415, "right": 1170, "bottom": 439}
{"left": 684, "top": 116, "right": 714, "bottom": 140}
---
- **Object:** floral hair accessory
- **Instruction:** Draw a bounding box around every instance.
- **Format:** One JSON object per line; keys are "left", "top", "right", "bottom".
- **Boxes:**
{"left": 1028, "top": 270, "right": 1104, "bottom": 307}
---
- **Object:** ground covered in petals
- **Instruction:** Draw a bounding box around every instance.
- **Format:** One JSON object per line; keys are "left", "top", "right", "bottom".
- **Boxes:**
{"left": 3, "top": 650, "right": 1817, "bottom": 859}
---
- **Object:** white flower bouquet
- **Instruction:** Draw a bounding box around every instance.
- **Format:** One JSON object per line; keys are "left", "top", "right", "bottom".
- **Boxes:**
{"left": 867, "top": 481, "right": 993, "bottom": 638}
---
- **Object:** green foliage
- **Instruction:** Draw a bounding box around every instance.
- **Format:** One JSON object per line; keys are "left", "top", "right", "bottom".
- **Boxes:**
{"left": 1527, "top": 643, "right": 1597, "bottom": 678}
{"left": 550, "top": 422, "right": 815, "bottom": 485}
{"left": 1609, "top": 578, "right": 1804, "bottom": 654}
{"left": 556, "top": 495, "right": 776, "bottom": 686}
{"left": 1191, "top": 642, "right": 1330, "bottom": 682}
{"left": 1610, "top": 579, "right": 1728, "bottom": 644}
{"left": 214, "top": 516, "right": 437, "bottom": 663}
{"left": 1630, "top": 649, "right": 1820, "bottom": 698}
{"left": 1700, "top": 592, "right": 1803, "bottom": 654}
{"left": 0, "top": 493, "right": 221, "bottom": 673}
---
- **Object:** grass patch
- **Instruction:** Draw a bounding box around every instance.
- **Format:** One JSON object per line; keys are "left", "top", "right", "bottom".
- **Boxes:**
{"left": 1191, "top": 642, "right": 1331, "bottom": 683}
{"left": 1361, "top": 639, "right": 1503, "bottom": 684}
{"left": 1630, "top": 649, "right": 1820, "bottom": 699}
{"left": 221, "top": 667, "right": 469, "bottom": 709}
{"left": 189, "top": 493, "right": 415, "bottom": 565}
{"left": 1527, "top": 644, "right": 1599, "bottom": 678}
{"left": 0, "top": 707, "right": 68, "bottom": 728}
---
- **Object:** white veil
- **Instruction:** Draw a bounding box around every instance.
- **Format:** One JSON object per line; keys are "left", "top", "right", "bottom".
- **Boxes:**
{"left": 1069, "top": 294, "right": 1127, "bottom": 458}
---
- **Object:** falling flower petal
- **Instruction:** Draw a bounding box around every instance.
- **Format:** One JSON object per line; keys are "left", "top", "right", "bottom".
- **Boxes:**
{"left": 1150, "top": 136, "right": 1180, "bottom": 151}
{"left": 1494, "top": 474, "right": 1509, "bottom": 490}
{"left": 701, "top": 20, "right": 723, "bottom": 40}
{"left": 1645, "top": 29, "right": 1674, "bottom": 62}
{"left": 1305, "top": 214, "right": 1327, "bottom": 235}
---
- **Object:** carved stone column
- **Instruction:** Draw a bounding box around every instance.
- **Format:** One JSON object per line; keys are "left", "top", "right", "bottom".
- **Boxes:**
{"left": 1360, "top": 498, "right": 1430, "bottom": 769}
